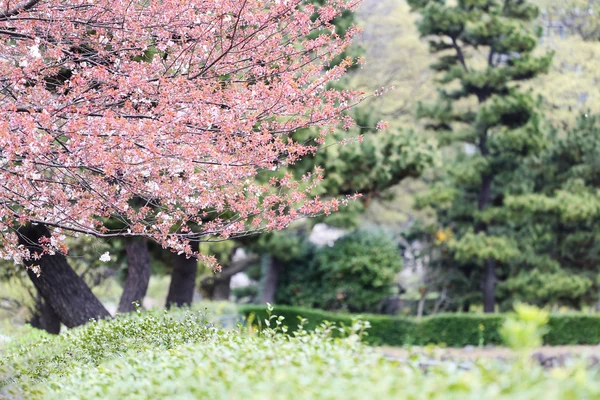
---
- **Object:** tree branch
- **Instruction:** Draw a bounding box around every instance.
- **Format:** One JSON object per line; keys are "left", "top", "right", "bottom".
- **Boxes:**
{"left": 0, "top": 29, "right": 34, "bottom": 39}
{"left": 201, "top": 256, "right": 258, "bottom": 285}
{"left": 0, "top": 0, "right": 42, "bottom": 21}
{"left": 451, "top": 37, "right": 469, "bottom": 72}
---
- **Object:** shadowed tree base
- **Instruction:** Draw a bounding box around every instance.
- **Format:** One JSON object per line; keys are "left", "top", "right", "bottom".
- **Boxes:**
{"left": 166, "top": 241, "right": 200, "bottom": 309}
{"left": 29, "top": 292, "right": 61, "bottom": 334}
{"left": 483, "top": 259, "right": 496, "bottom": 313}
{"left": 18, "top": 224, "right": 111, "bottom": 328}
{"left": 118, "top": 237, "right": 151, "bottom": 313}
{"left": 200, "top": 255, "right": 257, "bottom": 301}
{"left": 261, "top": 255, "right": 281, "bottom": 304}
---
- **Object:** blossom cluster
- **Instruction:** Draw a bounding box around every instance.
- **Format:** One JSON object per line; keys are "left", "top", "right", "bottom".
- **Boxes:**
{"left": 0, "top": 0, "right": 363, "bottom": 264}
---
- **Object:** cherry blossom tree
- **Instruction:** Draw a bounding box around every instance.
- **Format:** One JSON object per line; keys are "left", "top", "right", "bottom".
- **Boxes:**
{"left": 0, "top": 0, "right": 364, "bottom": 326}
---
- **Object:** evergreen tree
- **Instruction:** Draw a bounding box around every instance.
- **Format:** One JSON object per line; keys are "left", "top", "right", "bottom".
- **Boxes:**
{"left": 495, "top": 114, "right": 600, "bottom": 308}
{"left": 408, "top": 0, "right": 553, "bottom": 312}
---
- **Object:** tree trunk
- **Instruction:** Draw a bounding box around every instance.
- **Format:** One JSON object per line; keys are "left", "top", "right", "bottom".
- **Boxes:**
{"left": 462, "top": 301, "right": 470, "bottom": 312}
{"left": 477, "top": 174, "right": 493, "bottom": 213}
{"left": 18, "top": 224, "right": 111, "bottom": 328}
{"left": 28, "top": 292, "right": 61, "bottom": 334}
{"left": 483, "top": 259, "right": 496, "bottom": 313}
{"left": 166, "top": 241, "right": 199, "bottom": 308}
{"left": 213, "top": 276, "right": 231, "bottom": 301}
{"left": 416, "top": 293, "right": 426, "bottom": 319}
{"left": 478, "top": 168, "right": 496, "bottom": 313}
{"left": 200, "top": 254, "right": 256, "bottom": 300}
{"left": 432, "top": 287, "right": 447, "bottom": 315}
{"left": 260, "top": 255, "right": 281, "bottom": 304}
{"left": 118, "top": 237, "right": 151, "bottom": 313}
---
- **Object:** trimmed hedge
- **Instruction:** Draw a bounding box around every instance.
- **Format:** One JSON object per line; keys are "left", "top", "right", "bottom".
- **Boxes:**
{"left": 417, "top": 314, "right": 504, "bottom": 347}
{"left": 546, "top": 314, "right": 600, "bottom": 345}
{"left": 239, "top": 305, "right": 600, "bottom": 347}
{"left": 6, "top": 309, "right": 600, "bottom": 399}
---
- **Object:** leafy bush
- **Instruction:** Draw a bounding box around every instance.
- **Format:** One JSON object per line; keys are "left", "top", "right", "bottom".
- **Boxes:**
{"left": 277, "top": 229, "right": 402, "bottom": 313}
{"left": 417, "top": 314, "right": 504, "bottom": 347}
{"left": 240, "top": 305, "right": 600, "bottom": 347}
{"left": 0, "top": 308, "right": 215, "bottom": 395}
{"left": 231, "top": 285, "right": 259, "bottom": 302}
{"left": 501, "top": 304, "right": 549, "bottom": 350}
{"left": 3, "top": 305, "right": 600, "bottom": 399}
{"left": 545, "top": 314, "right": 600, "bottom": 345}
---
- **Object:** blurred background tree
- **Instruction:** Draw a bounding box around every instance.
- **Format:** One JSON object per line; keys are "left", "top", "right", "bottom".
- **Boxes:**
{"left": 407, "top": 0, "right": 553, "bottom": 312}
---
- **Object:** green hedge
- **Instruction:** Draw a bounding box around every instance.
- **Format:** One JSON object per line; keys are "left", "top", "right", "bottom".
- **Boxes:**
{"left": 239, "top": 305, "right": 600, "bottom": 347}
{"left": 7, "top": 308, "right": 600, "bottom": 399}
{"left": 545, "top": 314, "right": 600, "bottom": 345}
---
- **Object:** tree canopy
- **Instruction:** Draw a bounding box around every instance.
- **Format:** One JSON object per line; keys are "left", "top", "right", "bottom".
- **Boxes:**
{"left": 408, "top": 0, "right": 552, "bottom": 312}
{"left": 0, "top": 0, "right": 364, "bottom": 267}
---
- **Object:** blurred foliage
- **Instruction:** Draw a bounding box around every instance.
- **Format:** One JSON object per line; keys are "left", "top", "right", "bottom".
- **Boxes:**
{"left": 351, "top": 0, "right": 600, "bottom": 234}
{"left": 408, "top": 0, "right": 553, "bottom": 311}
{"left": 353, "top": 0, "right": 600, "bottom": 129}
{"left": 251, "top": 0, "right": 436, "bottom": 305}
{"left": 275, "top": 229, "right": 402, "bottom": 313}
{"left": 413, "top": 112, "right": 600, "bottom": 311}
{"left": 230, "top": 285, "right": 259, "bottom": 302}
{"left": 242, "top": 303, "right": 600, "bottom": 346}
{"left": 491, "top": 113, "right": 600, "bottom": 308}
{"left": 500, "top": 303, "right": 549, "bottom": 350}
{"left": 536, "top": 0, "right": 600, "bottom": 41}
{"left": 4, "top": 305, "right": 600, "bottom": 399}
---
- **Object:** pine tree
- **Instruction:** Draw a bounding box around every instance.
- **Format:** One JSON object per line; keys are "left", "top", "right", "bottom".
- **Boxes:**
{"left": 496, "top": 113, "right": 600, "bottom": 309}
{"left": 408, "top": 0, "right": 553, "bottom": 312}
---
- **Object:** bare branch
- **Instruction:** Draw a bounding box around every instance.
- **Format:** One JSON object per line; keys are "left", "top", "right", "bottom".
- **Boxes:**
{"left": 0, "top": 0, "right": 42, "bottom": 21}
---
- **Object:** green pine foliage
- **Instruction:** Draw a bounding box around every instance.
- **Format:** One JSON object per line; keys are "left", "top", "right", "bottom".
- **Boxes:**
{"left": 492, "top": 114, "right": 600, "bottom": 308}
{"left": 408, "top": 0, "right": 553, "bottom": 311}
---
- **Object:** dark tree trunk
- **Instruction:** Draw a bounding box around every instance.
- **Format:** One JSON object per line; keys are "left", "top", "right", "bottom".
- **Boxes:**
{"left": 166, "top": 240, "right": 199, "bottom": 308}
{"left": 18, "top": 224, "right": 111, "bottom": 328}
{"left": 200, "top": 254, "right": 256, "bottom": 300}
{"left": 201, "top": 276, "right": 232, "bottom": 301}
{"left": 260, "top": 255, "right": 281, "bottom": 304}
{"left": 29, "top": 292, "right": 61, "bottom": 334}
{"left": 483, "top": 259, "right": 496, "bottom": 313}
{"left": 462, "top": 301, "right": 470, "bottom": 313}
{"left": 416, "top": 292, "right": 427, "bottom": 319}
{"left": 478, "top": 163, "right": 496, "bottom": 313}
{"left": 118, "top": 237, "right": 151, "bottom": 313}
{"left": 477, "top": 174, "right": 493, "bottom": 213}
{"left": 213, "top": 276, "right": 232, "bottom": 301}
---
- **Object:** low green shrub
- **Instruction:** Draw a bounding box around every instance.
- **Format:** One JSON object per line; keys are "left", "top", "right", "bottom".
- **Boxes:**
{"left": 3, "top": 304, "right": 600, "bottom": 399}
{"left": 276, "top": 229, "right": 403, "bottom": 313}
{"left": 546, "top": 314, "right": 600, "bottom": 345}
{"left": 0, "top": 308, "right": 215, "bottom": 395}
{"left": 418, "top": 314, "right": 504, "bottom": 347}
{"left": 240, "top": 305, "right": 600, "bottom": 347}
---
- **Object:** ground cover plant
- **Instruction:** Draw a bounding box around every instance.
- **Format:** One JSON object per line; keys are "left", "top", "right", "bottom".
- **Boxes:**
{"left": 1, "top": 304, "right": 599, "bottom": 399}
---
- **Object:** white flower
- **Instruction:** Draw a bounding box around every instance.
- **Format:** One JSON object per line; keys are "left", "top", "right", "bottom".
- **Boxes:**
{"left": 29, "top": 45, "right": 41, "bottom": 59}
{"left": 99, "top": 252, "right": 111, "bottom": 262}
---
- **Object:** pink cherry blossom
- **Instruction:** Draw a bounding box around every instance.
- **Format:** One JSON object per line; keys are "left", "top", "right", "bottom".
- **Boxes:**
{"left": 0, "top": 0, "right": 364, "bottom": 266}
